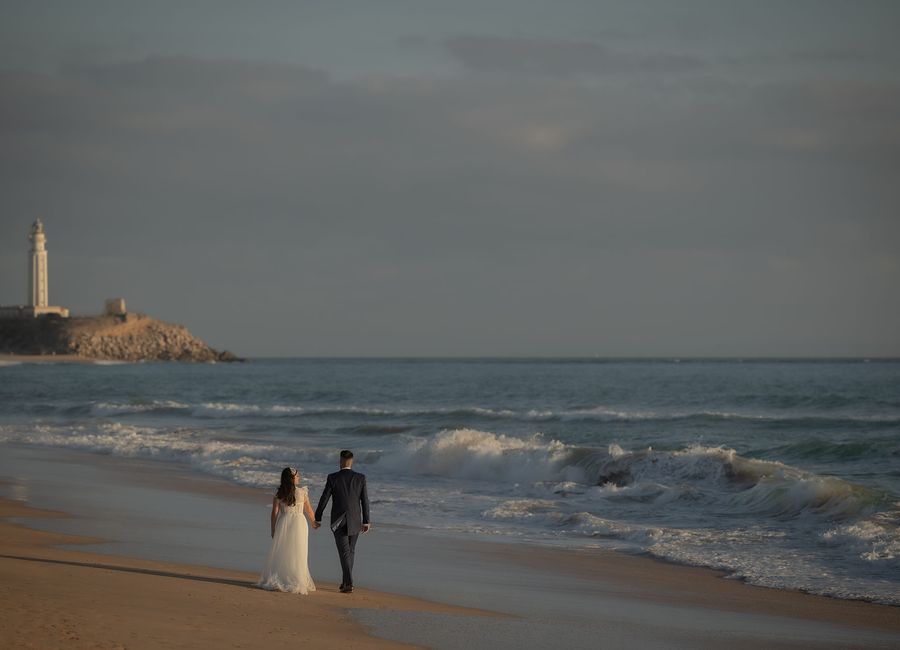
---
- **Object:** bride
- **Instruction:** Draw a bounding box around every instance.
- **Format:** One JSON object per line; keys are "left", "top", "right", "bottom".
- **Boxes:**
{"left": 258, "top": 467, "right": 320, "bottom": 594}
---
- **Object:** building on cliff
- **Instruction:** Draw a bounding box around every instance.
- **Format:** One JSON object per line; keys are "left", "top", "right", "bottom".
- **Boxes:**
{"left": 0, "top": 219, "right": 70, "bottom": 319}
{"left": 105, "top": 298, "right": 127, "bottom": 316}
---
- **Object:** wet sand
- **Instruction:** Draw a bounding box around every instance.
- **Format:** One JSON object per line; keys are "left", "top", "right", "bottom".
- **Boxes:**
{"left": 0, "top": 498, "right": 493, "bottom": 649}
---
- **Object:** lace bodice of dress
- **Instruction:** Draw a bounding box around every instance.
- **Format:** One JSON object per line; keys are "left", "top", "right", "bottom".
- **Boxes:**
{"left": 277, "top": 486, "right": 307, "bottom": 514}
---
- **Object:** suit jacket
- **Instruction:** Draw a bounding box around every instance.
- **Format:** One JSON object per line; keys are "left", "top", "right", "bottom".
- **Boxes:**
{"left": 315, "top": 468, "right": 370, "bottom": 536}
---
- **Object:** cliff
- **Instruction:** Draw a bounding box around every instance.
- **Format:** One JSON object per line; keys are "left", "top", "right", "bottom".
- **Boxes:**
{"left": 0, "top": 313, "right": 241, "bottom": 362}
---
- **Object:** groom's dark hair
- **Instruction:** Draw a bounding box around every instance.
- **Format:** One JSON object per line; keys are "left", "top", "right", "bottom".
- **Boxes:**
{"left": 340, "top": 450, "right": 354, "bottom": 461}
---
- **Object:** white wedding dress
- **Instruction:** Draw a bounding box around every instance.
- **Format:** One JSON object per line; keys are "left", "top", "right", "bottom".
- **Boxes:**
{"left": 257, "top": 486, "right": 317, "bottom": 594}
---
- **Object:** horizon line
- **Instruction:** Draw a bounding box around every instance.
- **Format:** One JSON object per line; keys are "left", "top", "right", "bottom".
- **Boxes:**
{"left": 244, "top": 355, "right": 900, "bottom": 361}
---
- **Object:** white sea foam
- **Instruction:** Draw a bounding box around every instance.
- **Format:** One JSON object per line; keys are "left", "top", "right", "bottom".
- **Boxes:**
{"left": 0, "top": 422, "right": 332, "bottom": 489}
{"left": 822, "top": 509, "right": 900, "bottom": 561}
{"left": 570, "top": 443, "right": 883, "bottom": 520}
{"left": 559, "top": 406, "right": 663, "bottom": 420}
{"left": 91, "top": 400, "right": 191, "bottom": 416}
{"left": 484, "top": 506, "right": 667, "bottom": 545}
{"left": 192, "top": 402, "right": 310, "bottom": 417}
{"left": 646, "top": 526, "right": 900, "bottom": 604}
{"left": 561, "top": 513, "right": 667, "bottom": 543}
{"left": 191, "top": 402, "right": 526, "bottom": 419}
{"left": 482, "top": 499, "right": 558, "bottom": 520}
{"left": 380, "top": 428, "right": 580, "bottom": 484}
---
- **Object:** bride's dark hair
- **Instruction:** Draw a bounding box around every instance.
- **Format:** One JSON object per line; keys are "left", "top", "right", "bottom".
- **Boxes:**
{"left": 276, "top": 467, "right": 297, "bottom": 506}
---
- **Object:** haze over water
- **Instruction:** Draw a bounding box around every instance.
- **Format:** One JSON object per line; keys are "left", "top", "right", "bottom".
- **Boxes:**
{"left": 2, "top": 357, "right": 898, "bottom": 604}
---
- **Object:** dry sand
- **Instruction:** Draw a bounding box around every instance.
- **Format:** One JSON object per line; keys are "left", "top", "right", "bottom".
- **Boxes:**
{"left": 0, "top": 499, "right": 494, "bottom": 649}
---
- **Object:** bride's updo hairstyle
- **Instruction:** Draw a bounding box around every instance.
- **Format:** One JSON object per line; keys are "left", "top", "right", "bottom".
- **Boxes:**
{"left": 276, "top": 467, "right": 298, "bottom": 506}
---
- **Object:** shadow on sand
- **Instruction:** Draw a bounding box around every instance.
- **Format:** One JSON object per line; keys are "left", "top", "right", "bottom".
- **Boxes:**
{"left": 0, "top": 553, "right": 256, "bottom": 589}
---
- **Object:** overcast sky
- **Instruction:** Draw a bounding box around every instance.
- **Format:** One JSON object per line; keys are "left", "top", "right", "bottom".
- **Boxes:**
{"left": 1, "top": 1, "right": 898, "bottom": 356}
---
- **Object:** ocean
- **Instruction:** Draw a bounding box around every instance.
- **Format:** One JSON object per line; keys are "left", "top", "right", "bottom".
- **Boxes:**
{"left": 1, "top": 357, "right": 898, "bottom": 604}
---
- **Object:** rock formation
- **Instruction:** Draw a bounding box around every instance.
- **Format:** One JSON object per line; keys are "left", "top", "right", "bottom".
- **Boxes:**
{"left": 0, "top": 313, "right": 241, "bottom": 362}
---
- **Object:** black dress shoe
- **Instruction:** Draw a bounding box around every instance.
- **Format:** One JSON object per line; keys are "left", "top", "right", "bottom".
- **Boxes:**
{"left": 340, "top": 585, "right": 353, "bottom": 593}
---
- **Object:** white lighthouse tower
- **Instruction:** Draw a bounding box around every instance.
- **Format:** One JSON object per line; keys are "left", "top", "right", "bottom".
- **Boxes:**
{"left": 0, "top": 219, "right": 69, "bottom": 319}
{"left": 28, "top": 218, "right": 49, "bottom": 308}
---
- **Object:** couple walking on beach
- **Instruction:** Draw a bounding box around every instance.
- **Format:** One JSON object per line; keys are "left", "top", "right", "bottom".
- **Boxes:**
{"left": 257, "top": 449, "right": 370, "bottom": 595}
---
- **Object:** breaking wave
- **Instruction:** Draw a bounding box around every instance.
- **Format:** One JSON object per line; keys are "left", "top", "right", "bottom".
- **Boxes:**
{"left": 1, "top": 420, "right": 886, "bottom": 526}
{"left": 378, "top": 428, "right": 576, "bottom": 483}
{"left": 91, "top": 401, "right": 191, "bottom": 416}
{"left": 822, "top": 509, "right": 900, "bottom": 562}
{"left": 573, "top": 444, "right": 885, "bottom": 520}
{"left": 388, "top": 431, "right": 888, "bottom": 523}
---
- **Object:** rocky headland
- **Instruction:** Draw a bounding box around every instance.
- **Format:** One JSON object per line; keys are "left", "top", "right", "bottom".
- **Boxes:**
{"left": 0, "top": 313, "right": 241, "bottom": 362}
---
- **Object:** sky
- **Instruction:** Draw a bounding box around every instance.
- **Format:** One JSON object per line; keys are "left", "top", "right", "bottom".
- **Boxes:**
{"left": 1, "top": 1, "right": 898, "bottom": 357}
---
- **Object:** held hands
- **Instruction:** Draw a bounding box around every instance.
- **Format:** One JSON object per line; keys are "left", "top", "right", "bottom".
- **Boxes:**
{"left": 307, "top": 520, "right": 366, "bottom": 531}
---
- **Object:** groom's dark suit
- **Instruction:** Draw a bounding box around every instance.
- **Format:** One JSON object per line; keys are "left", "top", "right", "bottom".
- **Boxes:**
{"left": 315, "top": 468, "right": 370, "bottom": 589}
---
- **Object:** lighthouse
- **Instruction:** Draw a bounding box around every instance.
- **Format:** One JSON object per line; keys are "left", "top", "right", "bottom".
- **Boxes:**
{"left": 29, "top": 218, "right": 49, "bottom": 308}
{"left": 0, "top": 219, "right": 69, "bottom": 319}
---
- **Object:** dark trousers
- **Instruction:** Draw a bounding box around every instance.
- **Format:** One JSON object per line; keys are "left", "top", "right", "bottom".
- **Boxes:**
{"left": 333, "top": 526, "right": 359, "bottom": 587}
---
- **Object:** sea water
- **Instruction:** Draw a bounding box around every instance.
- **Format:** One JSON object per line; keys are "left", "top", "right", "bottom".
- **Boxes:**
{"left": 1, "top": 358, "right": 898, "bottom": 604}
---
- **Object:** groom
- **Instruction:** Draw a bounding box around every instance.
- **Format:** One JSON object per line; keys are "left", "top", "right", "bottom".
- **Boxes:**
{"left": 315, "top": 449, "right": 370, "bottom": 593}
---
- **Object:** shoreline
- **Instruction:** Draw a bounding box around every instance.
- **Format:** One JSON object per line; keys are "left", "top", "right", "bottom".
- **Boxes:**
{"left": 463, "top": 539, "right": 900, "bottom": 632}
{"left": 0, "top": 353, "right": 97, "bottom": 364}
{"left": 1, "top": 444, "right": 898, "bottom": 648}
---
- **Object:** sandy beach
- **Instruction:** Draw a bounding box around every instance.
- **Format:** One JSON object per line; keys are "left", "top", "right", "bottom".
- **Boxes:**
{"left": 1, "top": 445, "right": 898, "bottom": 649}
{"left": 0, "top": 497, "right": 494, "bottom": 649}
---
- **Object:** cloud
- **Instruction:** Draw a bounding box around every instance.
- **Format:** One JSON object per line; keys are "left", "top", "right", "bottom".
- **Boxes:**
{"left": 749, "top": 80, "right": 900, "bottom": 167}
{"left": 722, "top": 47, "right": 888, "bottom": 69}
{"left": 445, "top": 35, "right": 704, "bottom": 77}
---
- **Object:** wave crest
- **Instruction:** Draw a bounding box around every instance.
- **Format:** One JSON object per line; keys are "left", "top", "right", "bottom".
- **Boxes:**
{"left": 91, "top": 400, "right": 190, "bottom": 416}
{"left": 573, "top": 444, "right": 883, "bottom": 520}
{"left": 381, "top": 428, "right": 576, "bottom": 483}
